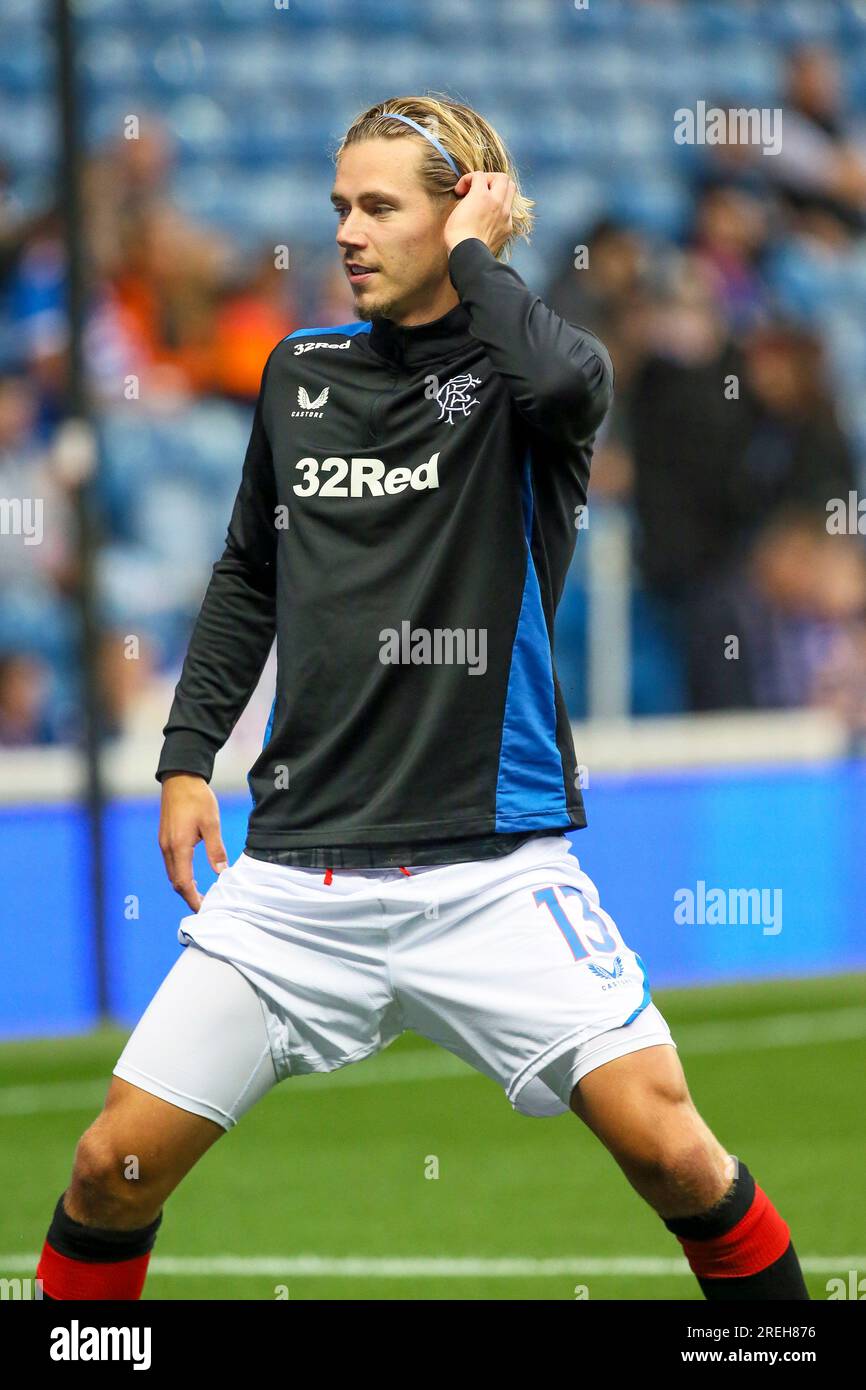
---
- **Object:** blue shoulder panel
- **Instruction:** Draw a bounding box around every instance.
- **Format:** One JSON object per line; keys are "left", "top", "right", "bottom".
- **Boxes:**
{"left": 283, "top": 322, "right": 372, "bottom": 340}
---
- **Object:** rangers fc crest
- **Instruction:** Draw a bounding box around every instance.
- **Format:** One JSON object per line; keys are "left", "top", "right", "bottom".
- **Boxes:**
{"left": 434, "top": 373, "right": 481, "bottom": 425}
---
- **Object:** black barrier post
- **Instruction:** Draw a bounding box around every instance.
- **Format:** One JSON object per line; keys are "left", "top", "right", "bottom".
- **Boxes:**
{"left": 54, "top": 0, "right": 109, "bottom": 1022}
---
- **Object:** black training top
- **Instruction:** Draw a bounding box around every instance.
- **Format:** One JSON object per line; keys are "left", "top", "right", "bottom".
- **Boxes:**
{"left": 155, "top": 237, "right": 614, "bottom": 867}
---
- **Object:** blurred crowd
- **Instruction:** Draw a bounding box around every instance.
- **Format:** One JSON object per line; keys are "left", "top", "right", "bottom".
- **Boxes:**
{"left": 549, "top": 43, "right": 866, "bottom": 727}
{"left": 1, "top": 40, "right": 866, "bottom": 747}
{"left": 0, "top": 116, "right": 356, "bottom": 749}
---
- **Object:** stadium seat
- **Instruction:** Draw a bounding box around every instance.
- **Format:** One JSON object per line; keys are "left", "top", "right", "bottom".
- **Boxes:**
{"left": 0, "top": 581, "right": 76, "bottom": 666}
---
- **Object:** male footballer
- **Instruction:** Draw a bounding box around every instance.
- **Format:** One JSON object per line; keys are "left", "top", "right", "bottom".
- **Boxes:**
{"left": 36, "top": 95, "right": 808, "bottom": 1301}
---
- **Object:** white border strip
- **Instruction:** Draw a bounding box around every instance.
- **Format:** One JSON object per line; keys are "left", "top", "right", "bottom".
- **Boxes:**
{"left": 571, "top": 710, "right": 849, "bottom": 774}
{"left": 0, "top": 710, "right": 850, "bottom": 802}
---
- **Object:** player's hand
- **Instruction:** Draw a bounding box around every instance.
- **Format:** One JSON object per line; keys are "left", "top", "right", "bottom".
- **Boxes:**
{"left": 444, "top": 171, "right": 515, "bottom": 257}
{"left": 158, "top": 773, "right": 228, "bottom": 913}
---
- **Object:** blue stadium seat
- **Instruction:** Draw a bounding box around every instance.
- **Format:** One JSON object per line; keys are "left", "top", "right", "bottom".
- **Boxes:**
{"left": 130, "top": 0, "right": 233, "bottom": 23}
{"left": 610, "top": 104, "right": 672, "bottom": 163}
{"left": 703, "top": 44, "right": 783, "bottom": 105}
{"left": 0, "top": 582, "right": 75, "bottom": 666}
{"left": 693, "top": 1, "right": 759, "bottom": 42}
{"left": 550, "top": 0, "right": 632, "bottom": 40}
{"left": 340, "top": 0, "right": 420, "bottom": 34}
{"left": 821, "top": 309, "right": 866, "bottom": 398}
{"left": 840, "top": 0, "right": 866, "bottom": 43}
{"left": 0, "top": 33, "right": 48, "bottom": 95}
{"left": 765, "top": 239, "right": 843, "bottom": 322}
{"left": 167, "top": 402, "right": 251, "bottom": 488}
{"left": 608, "top": 174, "right": 692, "bottom": 240}
{"left": 421, "top": 0, "right": 508, "bottom": 43}
{"left": 76, "top": 0, "right": 154, "bottom": 21}
{"left": 759, "top": 0, "right": 843, "bottom": 44}
{"left": 0, "top": 97, "right": 53, "bottom": 166}
{"left": 77, "top": 31, "right": 141, "bottom": 91}
{"left": 529, "top": 174, "right": 606, "bottom": 246}
{"left": 0, "top": 0, "right": 44, "bottom": 21}
{"left": 97, "top": 541, "right": 206, "bottom": 647}
{"left": 843, "top": 47, "right": 866, "bottom": 112}
{"left": 158, "top": 95, "right": 234, "bottom": 162}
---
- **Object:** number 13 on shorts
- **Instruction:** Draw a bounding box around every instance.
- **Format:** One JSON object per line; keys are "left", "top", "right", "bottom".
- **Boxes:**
{"left": 533, "top": 885, "right": 619, "bottom": 960}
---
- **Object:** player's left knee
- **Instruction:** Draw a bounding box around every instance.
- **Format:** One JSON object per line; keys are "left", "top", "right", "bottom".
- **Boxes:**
{"left": 655, "top": 1124, "right": 722, "bottom": 1186}
{"left": 640, "top": 1108, "right": 734, "bottom": 1216}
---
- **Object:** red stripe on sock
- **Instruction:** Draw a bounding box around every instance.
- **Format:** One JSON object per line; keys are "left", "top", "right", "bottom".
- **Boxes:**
{"left": 679, "top": 1185, "right": 791, "bottom": 1279}
{"left": 37, "top": 1242, "right": 152, "bottom": 1300}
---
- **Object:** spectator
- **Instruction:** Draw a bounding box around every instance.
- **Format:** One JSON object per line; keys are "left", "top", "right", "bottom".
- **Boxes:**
{"left": 546, "top": 222, "right": 655, "bottom": 503}
{"left": 0, "top": 652, "right": 56, "bottom": 745}
{"left": 678, "top": 513, "right": 866, "bottom": 711}
{"left": 104, "top": 200, "right": 235, "bottom": 400}
{"left": 738, "top": 322, "right": 857, "bottom": 538}
{"left": 546, "top": 218, "right": 651, "bottom": 371}
{"left": 628, "top": 253, "right": 753, "bottom": 598}
{"left": 689, "top": 184, "right": 772, "bottom": 333}
{"left": 210, "top": 247, "right": 299, "bottom": 404}
{"left": 772, "top": 45, "right": 866, "bottom": 236}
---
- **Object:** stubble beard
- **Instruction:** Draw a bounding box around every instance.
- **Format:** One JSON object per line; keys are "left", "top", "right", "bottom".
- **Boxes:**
{"left": 355, "top": 284, "right": 403, "bottom": 324}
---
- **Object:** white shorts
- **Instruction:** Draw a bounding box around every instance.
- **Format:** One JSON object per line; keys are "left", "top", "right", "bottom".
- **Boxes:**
{"left": 113, "top": 834, "right": 676, "bottom": 1126}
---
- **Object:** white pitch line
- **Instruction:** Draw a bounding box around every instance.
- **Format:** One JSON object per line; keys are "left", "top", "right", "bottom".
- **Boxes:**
{"left": 1, "top": 1006, "right": 865, "bottom": 1118}
{"left": 0, "top": 1079, "right": 109, "bottom": 1116}
{"left": 0, "top": 1052, "right": 470, "bottom": 1117}
{"left": 0, "top": 1254, "right": 861, "bottom": 1278}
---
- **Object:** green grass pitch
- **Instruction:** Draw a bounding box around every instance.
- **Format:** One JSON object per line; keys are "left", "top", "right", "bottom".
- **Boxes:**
{"left": 1, "top": 973, "right": 863, "bottom": 1300}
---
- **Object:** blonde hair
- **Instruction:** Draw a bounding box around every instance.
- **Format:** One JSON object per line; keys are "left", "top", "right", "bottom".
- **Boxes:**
{"left": 333, "top": 92, "right": 534, "bottom": 261}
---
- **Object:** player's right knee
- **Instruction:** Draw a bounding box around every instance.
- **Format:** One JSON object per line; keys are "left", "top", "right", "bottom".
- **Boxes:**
{"left": 69, "top": 1121, "right": 161, "bottom": 1226}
